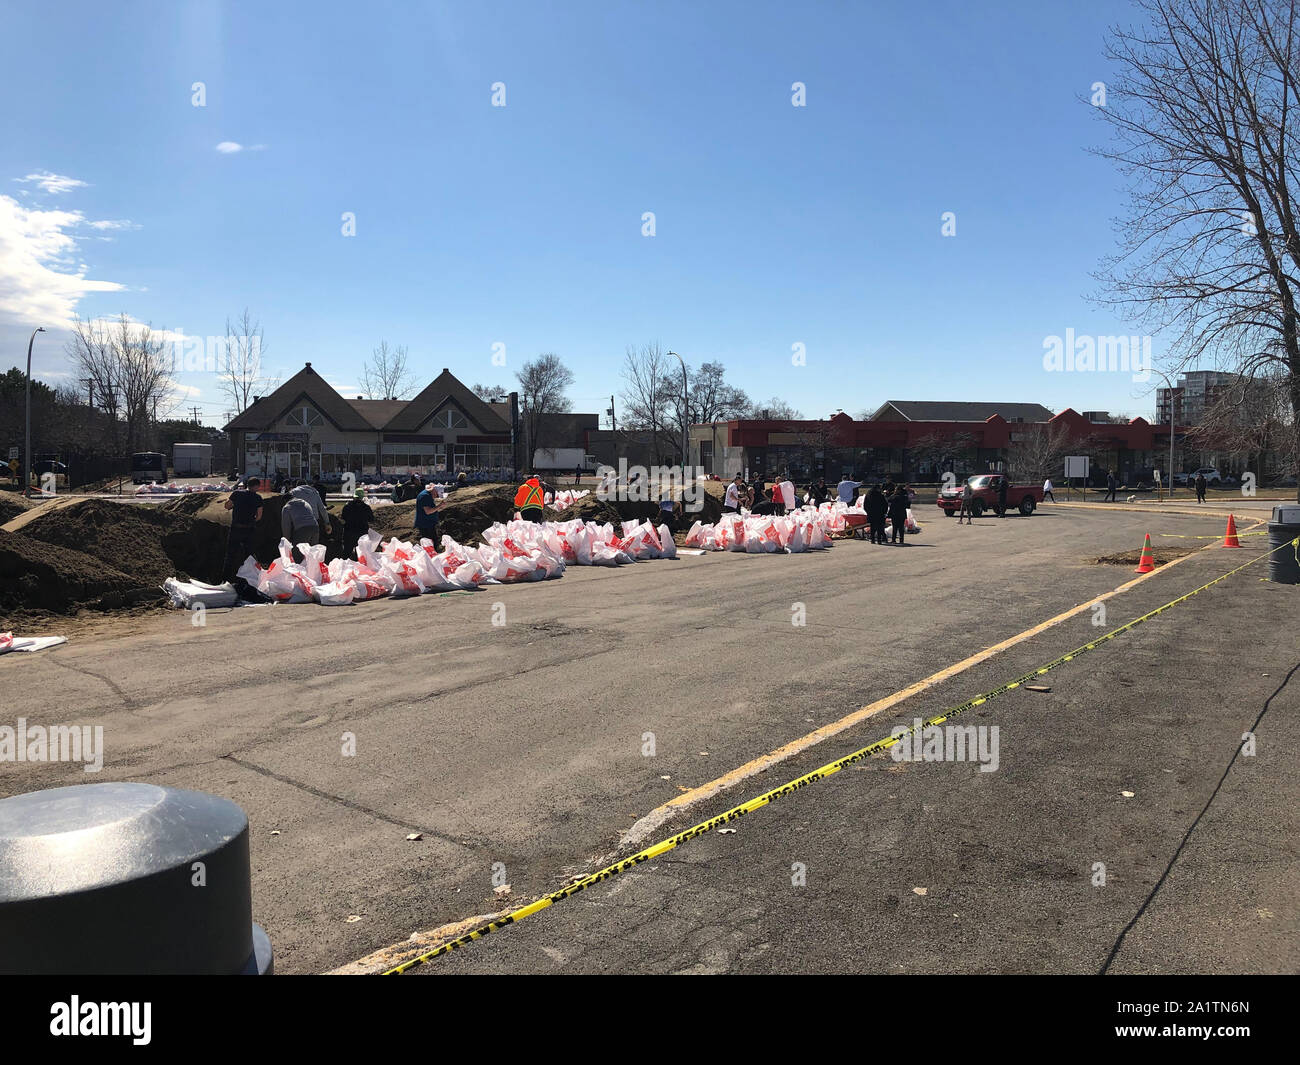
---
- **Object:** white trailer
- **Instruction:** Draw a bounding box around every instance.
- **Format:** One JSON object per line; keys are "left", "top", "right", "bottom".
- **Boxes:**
{"left": 172, "top": 442, "right": 213, "bottom": 477}
{"left": 532, "top": 447, "right": 598, "bottom": 473}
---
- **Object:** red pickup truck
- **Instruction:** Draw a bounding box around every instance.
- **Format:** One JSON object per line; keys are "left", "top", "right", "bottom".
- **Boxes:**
{"left": 937, "top": 474, "right": 1043, "bottom": 517}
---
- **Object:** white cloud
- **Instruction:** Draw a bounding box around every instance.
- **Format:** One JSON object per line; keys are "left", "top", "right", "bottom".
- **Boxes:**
{"left": 14, "top": 171, "right": 90, "bottom": 195}
{"left": 0, "top": 193, "right": 125, "bottom": 328}
{"left": 86, "top": 218, "right": 136, "bottom": 231}
{"left": 215, "top": 142, "right": 266, "bottom": 154}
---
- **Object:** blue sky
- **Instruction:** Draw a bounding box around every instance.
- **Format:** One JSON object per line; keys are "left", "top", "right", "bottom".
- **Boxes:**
{"left": 1, "top": 0, "right": 1166, "bottom": 426}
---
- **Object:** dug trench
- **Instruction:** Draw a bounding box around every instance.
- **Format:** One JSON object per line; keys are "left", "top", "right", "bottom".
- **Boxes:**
{"left": 0, "top": 483, "right": 724, "bottom": 624}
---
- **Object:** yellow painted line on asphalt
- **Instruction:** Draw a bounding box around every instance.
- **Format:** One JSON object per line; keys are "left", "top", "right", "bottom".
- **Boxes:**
{"left": 379, "top": 530, "right": 1292, "bottom": 974}
{"left": 1046, "top": 501, "right": 1266, "bottom": 518}
{"left": 620, "top": 518, "right": 1267, "bottom": 848}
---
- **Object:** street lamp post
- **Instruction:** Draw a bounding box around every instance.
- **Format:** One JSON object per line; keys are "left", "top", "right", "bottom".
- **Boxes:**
{"left": 1152, "top": 369, "right": 1178, "bottom": 502}
{"left": 23, "top": 327, "right": 46, "bottom": 497}
{"left": 667, "top": 351, "right": 688, "bottom": 471}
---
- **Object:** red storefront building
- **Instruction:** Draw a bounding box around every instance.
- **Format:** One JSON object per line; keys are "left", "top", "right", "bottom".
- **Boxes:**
{"left": 690, "top": 402, "right": 1184, "bottom": 486}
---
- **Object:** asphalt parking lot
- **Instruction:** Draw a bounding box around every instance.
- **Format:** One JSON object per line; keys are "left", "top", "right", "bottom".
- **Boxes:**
{"left": 3, "top": 499, "right": 1296, "bottom": 974}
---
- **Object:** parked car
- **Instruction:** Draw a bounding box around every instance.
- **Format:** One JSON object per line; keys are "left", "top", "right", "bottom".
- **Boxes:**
{"left": 936, "top": 474, "right": 1044, "bottom": 517}
{"left": 1183, "top": 467, "right": 1222, "bottom": 485}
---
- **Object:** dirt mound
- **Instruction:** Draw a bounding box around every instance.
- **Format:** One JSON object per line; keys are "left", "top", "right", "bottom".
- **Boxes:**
{"left": 368, "top": 484, "right": 518, "bottom": 545}
{"left": 0, "top": 529, "right": 148, "bottom": 617}
{"left": 1093, "top": 544, "right": 1195, "bottom": 566}
{"left": 160, "top": 491, "right": 308, "bottom": 579}
{"left": 14, "top": 498, "right": 205, "bottom": 587}
{"left": 0, "top": 493, "right": 35, "bottom": 526}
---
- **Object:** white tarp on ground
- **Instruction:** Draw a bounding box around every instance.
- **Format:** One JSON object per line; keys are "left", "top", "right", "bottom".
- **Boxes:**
{"left": 0, "top": 633, "right": 68, "bottom": 655}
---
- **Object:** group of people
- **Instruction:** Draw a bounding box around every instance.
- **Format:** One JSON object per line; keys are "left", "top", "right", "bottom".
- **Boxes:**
{"left": 721, "top": 474, "right": 916, "bottom": 544}
{"left": 221, "top": 476, "right": 450, "bottom": 582}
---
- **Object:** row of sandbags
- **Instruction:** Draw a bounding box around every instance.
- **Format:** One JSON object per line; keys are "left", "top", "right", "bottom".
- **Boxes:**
{"left": 547, "top": 489, "right": 591, "bottom": 510}
{"left": 230, "top": 516, "right": 678, "bottom": 606}
{"left": 683, "top": 511, "right": 835, "bottom": 552}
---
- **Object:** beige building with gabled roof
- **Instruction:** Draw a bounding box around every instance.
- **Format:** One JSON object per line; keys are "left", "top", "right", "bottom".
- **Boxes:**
{"left": 223, "top": 363, "right": 518, "bottom": 481}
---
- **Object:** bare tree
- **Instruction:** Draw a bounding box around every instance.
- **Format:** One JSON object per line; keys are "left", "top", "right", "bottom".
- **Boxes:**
{"left": 659, "top": 360, "right": 750, "bottom": 463}
{"left": 472, "top": 382, "right": 510, "bottom": 403}
{"left": 1189, "top": 368, "right": 1295, "bottom": 476}
{"left": 66, "top": 314, "right": 175, "bottom": 457}
{"left": 909, "top": 429, "right": 980, "bottom": 478}
{"left": 1095, "top": 0, "right": 1300, "bottom": 501}
{"left": 619, "top": 343, "right": 676, "bottom": 463}
{"left": 67, "top": 317, "right": 122, "bottom": 455}
{"left": 219, "top": 309, "right": 274, "bottom": 415}
{"left": 1005, "top": 421, "right": 1072, "bottom": 482}
{"left": 361, "top": 341, "right": 417, "bottom": 400}
{"left": 746, "top": 397, "right": 804, "bottom": 420}
{"left": 516, "top": 353, "right": 574, "bottom": 466}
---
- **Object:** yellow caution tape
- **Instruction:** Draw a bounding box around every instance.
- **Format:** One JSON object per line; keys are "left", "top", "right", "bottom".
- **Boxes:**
{"left": 383, "top": 535, "right": 1300, "bottom": 974}
{"left": 1157, "top": 532, "right": 1266, "bottom": 539}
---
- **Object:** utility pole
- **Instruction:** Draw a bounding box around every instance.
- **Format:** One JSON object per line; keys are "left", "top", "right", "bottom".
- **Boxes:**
{"left": 81, "top": 378, "right": 95, "bottom": 408}
{"left": 190, "top": 406, "right": 201, "bottom": 426}
{"left": 23, "top": 327, "right": 46, "bottom": 496}
{"left": 1152, "top": 369, "right": 1179, "bottom": 502}
{"left": 667, "top": 352, "right": 688, "bottom": 468}
{"left": 607, "top": 395, "right": 616, "bottom": 432}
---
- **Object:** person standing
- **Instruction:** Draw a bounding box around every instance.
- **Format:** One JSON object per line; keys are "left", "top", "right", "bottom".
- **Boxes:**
{"left": 996, "top": 474, "right": 1008, "bottom": 518}
{"left": 770, "top": 480, "right": 787, "bottom": 516}
{"left": 1042, "top": 477, "right": 1055, "bottom": 503}
{"left": 888, "top": 484, "right": 910, "bottom": 544}
{"left": 836, "top": 475, "right": 862, "bottom": 505}
{"left": 723, "top": 474, "right": 742, "bottom": 513}
{"left": 1105, "top": 469, "right": 1118, "bottom": 503}
{"left": 657, "top": 488, "right": 680, "bottom": 532}
{"left": 957, "top": 479, "right": 975, "bottom": 524}
{"left": 222, "top": 477, "right": 263, "bottom": 580}
{"left": 340, "top": 488, "right": 374, "bottom": 558}
{"left": 808, "top": 478, "right": 831, "bottom": 506}
{"left": 1195, "top": 471, "right": 1207, "bottom": 503}
{"left": 866, "top": 483, "right": 888, "bottom": 543}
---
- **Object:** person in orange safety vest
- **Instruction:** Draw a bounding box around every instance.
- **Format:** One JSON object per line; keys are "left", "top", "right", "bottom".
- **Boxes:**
{"left": 514, "top": 475, "right": 548, "bottom": 522}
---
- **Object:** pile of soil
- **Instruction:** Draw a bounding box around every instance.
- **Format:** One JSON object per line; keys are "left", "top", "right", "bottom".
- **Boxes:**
{"left": 10, "top": 498, "right": 203, "bottom": 587}
{"left": 159, "top": 491, "right": 288, "bottom": 579}
{"left": 0, "top": 529, "right": 146, "bottom": 617}
{"left": 1093, "top": 544, "right": 1196, "bottom": 566}
{"left": 369, "top": 484, "right": 519, "bottom": 545}
{"left": 0, "top": 493, "right": 36, "bottom": 526}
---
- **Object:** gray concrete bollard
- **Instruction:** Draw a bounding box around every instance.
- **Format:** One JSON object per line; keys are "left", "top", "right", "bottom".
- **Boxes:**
{"left": 0, "top": 782, "right": 272, "bottom": 974}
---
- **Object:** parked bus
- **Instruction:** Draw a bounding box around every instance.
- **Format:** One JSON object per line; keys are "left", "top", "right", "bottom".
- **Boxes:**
{"left": 130, "top": 452, "right": 167, "bottom": 484}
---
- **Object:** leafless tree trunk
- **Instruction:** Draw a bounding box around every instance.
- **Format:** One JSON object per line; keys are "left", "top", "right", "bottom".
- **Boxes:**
{"left": 1095, "top": 0, "right": 1300, "bottom": 500}
{"left": 619, "top": 343, "right": 675, "bottom": 464}
{"left": 361, "top": 340, "right": 416, "bottom": 400}
{"left": 219, "top": 309, "right": 274, "bottom": 415}
{"left": 516, "top": 353, "right": 574, "bottom": 467}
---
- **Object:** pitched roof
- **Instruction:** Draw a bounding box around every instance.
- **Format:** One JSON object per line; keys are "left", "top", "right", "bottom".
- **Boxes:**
{"left": 382, "top": 368, "right": 510, "bottom": 433}
{"left": 872, "top": 400, "right": 1056, "bottom": 423}
{"left": 223, "top": 363, "right": 374, "bottom": 432}
{"left": 346, "top": 398, "right": 407, "bottom": 429}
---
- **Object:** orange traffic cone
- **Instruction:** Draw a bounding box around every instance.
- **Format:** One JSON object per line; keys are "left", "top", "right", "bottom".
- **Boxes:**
{"left": 1223, "top": 513, "right": 1242, "bottom": 548}
{"left": 1135, "top": 534, "right": 1156, "bottom": 573}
